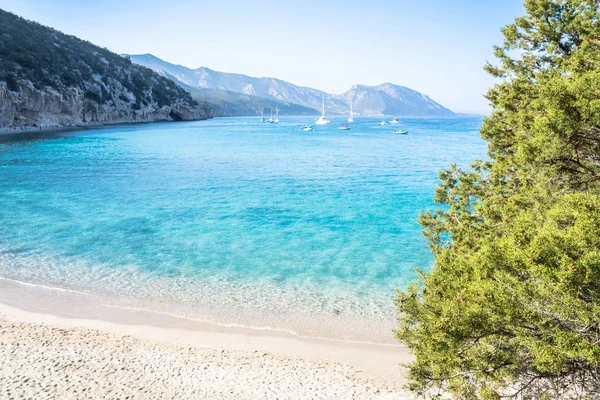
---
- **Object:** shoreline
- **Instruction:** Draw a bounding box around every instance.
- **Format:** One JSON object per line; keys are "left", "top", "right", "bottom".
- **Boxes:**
{"left": 0, "top": 276, "right": 398, "bottom": 346}
{"left": 0, "top": 277, "right": 412, "bottom": 391}
{"left": 0, "top": 116, "right": 213, "bottom": 138}
{"left": 0, "top": 124, "right": 89, "bottom": 138}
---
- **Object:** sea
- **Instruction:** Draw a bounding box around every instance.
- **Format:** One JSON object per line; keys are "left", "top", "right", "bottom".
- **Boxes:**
{"left": 0, "top": 115, "right": 486, "bottom": 343}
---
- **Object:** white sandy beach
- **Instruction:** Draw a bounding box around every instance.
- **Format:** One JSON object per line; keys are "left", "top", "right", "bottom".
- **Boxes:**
{"left": 0, "top": 279, "right": 414, "bottom": 399}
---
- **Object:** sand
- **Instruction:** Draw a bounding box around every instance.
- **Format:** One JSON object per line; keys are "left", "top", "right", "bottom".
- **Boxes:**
{"left": 0, "top": 280, "right": 414, "bottom": 399}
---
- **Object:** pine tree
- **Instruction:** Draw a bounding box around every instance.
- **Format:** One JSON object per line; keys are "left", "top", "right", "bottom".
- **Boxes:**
{"left": 395, "top": 1, "right": 600, "bottom": 398}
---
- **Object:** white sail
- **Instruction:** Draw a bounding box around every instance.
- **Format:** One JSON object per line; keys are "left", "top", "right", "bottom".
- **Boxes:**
{"left": 315, "top": 94, "right": 331, "bottom": 125}
{"left": 268, "top": 107, "right": 275, "bottom": 123}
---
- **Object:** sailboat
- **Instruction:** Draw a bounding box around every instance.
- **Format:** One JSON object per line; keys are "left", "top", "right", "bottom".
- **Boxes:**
{"left": 268, "top": 108, "right": 275, "bottom": 123}
{"left": 348, "top": 99, "right": 354, "bottom": 123}
{"left": 274, "top": 106, "right": 280, "bottom": 123}
{"left": 315, "top": 94, "right": 331, "bottom": 125}
{"left": 260, "top": 107, "right": 265, "bottom": 122}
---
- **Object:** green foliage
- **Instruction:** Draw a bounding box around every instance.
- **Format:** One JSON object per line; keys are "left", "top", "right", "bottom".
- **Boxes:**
{"left": 396, "top": 1, "right": 600, "bottom": 398}
{"left": 0, "top": 8, "right": 197, "bottom": 110}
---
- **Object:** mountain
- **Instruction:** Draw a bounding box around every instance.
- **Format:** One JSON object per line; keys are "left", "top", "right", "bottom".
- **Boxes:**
{"left": 129, "top": 54, "right": 455, "bottom": 117}
{"left": 159, "top": 70, "right": 318, "bottom": 117}
{"left": 183, "top": 87, "right": 318, "bottom": 117}
{"left": 129, "top": 54, "right": 349, "bottom": 114}
{"left": 339, "top": 83, "right": 455, "bottom": 117}
{"left": 0, "top": 9, "right": 209, "bottom": 130}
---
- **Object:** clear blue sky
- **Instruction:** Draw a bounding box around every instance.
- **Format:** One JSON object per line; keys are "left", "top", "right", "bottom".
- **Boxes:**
{"left": 1, "top": 0, "right": 524, "bottom": 114}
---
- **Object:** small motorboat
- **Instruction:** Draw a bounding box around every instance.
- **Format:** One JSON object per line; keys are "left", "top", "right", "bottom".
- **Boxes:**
{"left": 302, "top": 125, "right": 314, "bottom": 131}
{"left": 338, "top": 125, "right": 350, "bottom": 131}
{"left": 393, "top": 130, "right": 408, "bottom": 135}
{"left": 391, "top": 118, "right": 399, "bottom": 124}
{"left": 379, "top": 121, "right": 387, "bottom": 126}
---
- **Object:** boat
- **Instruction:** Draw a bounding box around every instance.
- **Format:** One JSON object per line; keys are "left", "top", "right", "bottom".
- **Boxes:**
{"left": 268, "top": 108, "right": 275, "bottom": 123}
{"left": 348, "top": 99, "right": 354, "bottom": 123}
{"left": 274, "top": 106, "right": 280, "bottom": 124}
{"left": 260, "top": 107, "right": 265, "bottom": 122}
{"left": 379, "top": 121, "right": 387, "bottom": 126}
{"left": 391, "top": 118, "right": 399, "bottom": 124}
{"left": 393, "top": 130, "right": 408, "bottom": 135}
{"left": 302, "top": 125, "right": 314, "bottom": 131}
{"left": 315, "top": 94, "right": 331, "bottom": 125}
{"left": 339, "top": 125, "right": 350, "bottom": 130}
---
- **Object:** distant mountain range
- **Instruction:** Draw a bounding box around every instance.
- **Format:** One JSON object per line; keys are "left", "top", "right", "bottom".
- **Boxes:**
{"left": 178, "top": 86, "right": 319, "bottom": 117}
{"left": 0, "top": 5, "right": 455, "bottom": 132}
{"left": 159, "top": 76, "right": 318, "bottom": 118}
{"left": 129, "top": 54, "right": 455, "bottom": 117}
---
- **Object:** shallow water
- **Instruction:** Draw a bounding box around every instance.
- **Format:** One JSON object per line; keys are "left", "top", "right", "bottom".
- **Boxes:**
{"left": 0, "top": 116, "right": 486, "bottom": 342}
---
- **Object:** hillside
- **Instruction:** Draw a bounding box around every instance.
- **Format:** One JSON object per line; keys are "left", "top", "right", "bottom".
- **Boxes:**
{"left": 129, "top": 54, "right": 321, "bottom": 116}
{"left": 339, "top": 83, "right": 455, "bottom": 117}
{"left": 129, "top": 54, "right": 350, "bottom": 114}
{"left": 0, "top": 9, "right": 209, "bottom": 130}
{"left": 160, "top": 71, "right": 318, "bottom": 117}
{"left": 129, "top": 54, "right": 455, "bottom": 117}
{"left": 186, "top": 87, "right": 319, "bottom": 117}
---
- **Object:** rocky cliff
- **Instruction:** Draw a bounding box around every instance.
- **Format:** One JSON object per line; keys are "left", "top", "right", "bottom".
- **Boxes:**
{"left": 0, "top": 9, "right": 209, "bottom": 130}
{"left": 0, "top": 80, "right": 209, "bottom": 129}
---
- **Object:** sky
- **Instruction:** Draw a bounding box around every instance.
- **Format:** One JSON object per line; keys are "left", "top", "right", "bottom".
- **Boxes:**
{"left": 0, "top": 0, "right": 524, "bottom": 114}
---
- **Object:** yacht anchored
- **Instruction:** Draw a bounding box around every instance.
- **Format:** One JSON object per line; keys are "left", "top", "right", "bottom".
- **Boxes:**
{"left": 315, "top": 94, "right": 331, "bottom": 125}
{"left": 268, "top": 108, "right": 275, "bottom": 123}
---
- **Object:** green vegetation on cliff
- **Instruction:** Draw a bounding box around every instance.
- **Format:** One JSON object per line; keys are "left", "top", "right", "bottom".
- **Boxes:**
{"left": 396, "top": 0, "right": 600, "bottom": 398}
{"left": 0, "top": 8, "right": 205, "bottom": 125}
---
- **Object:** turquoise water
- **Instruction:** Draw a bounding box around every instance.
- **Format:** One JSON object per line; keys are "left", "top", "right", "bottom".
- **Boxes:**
{"left": 0, "top": 116, "right": 485, "bottom": 341}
